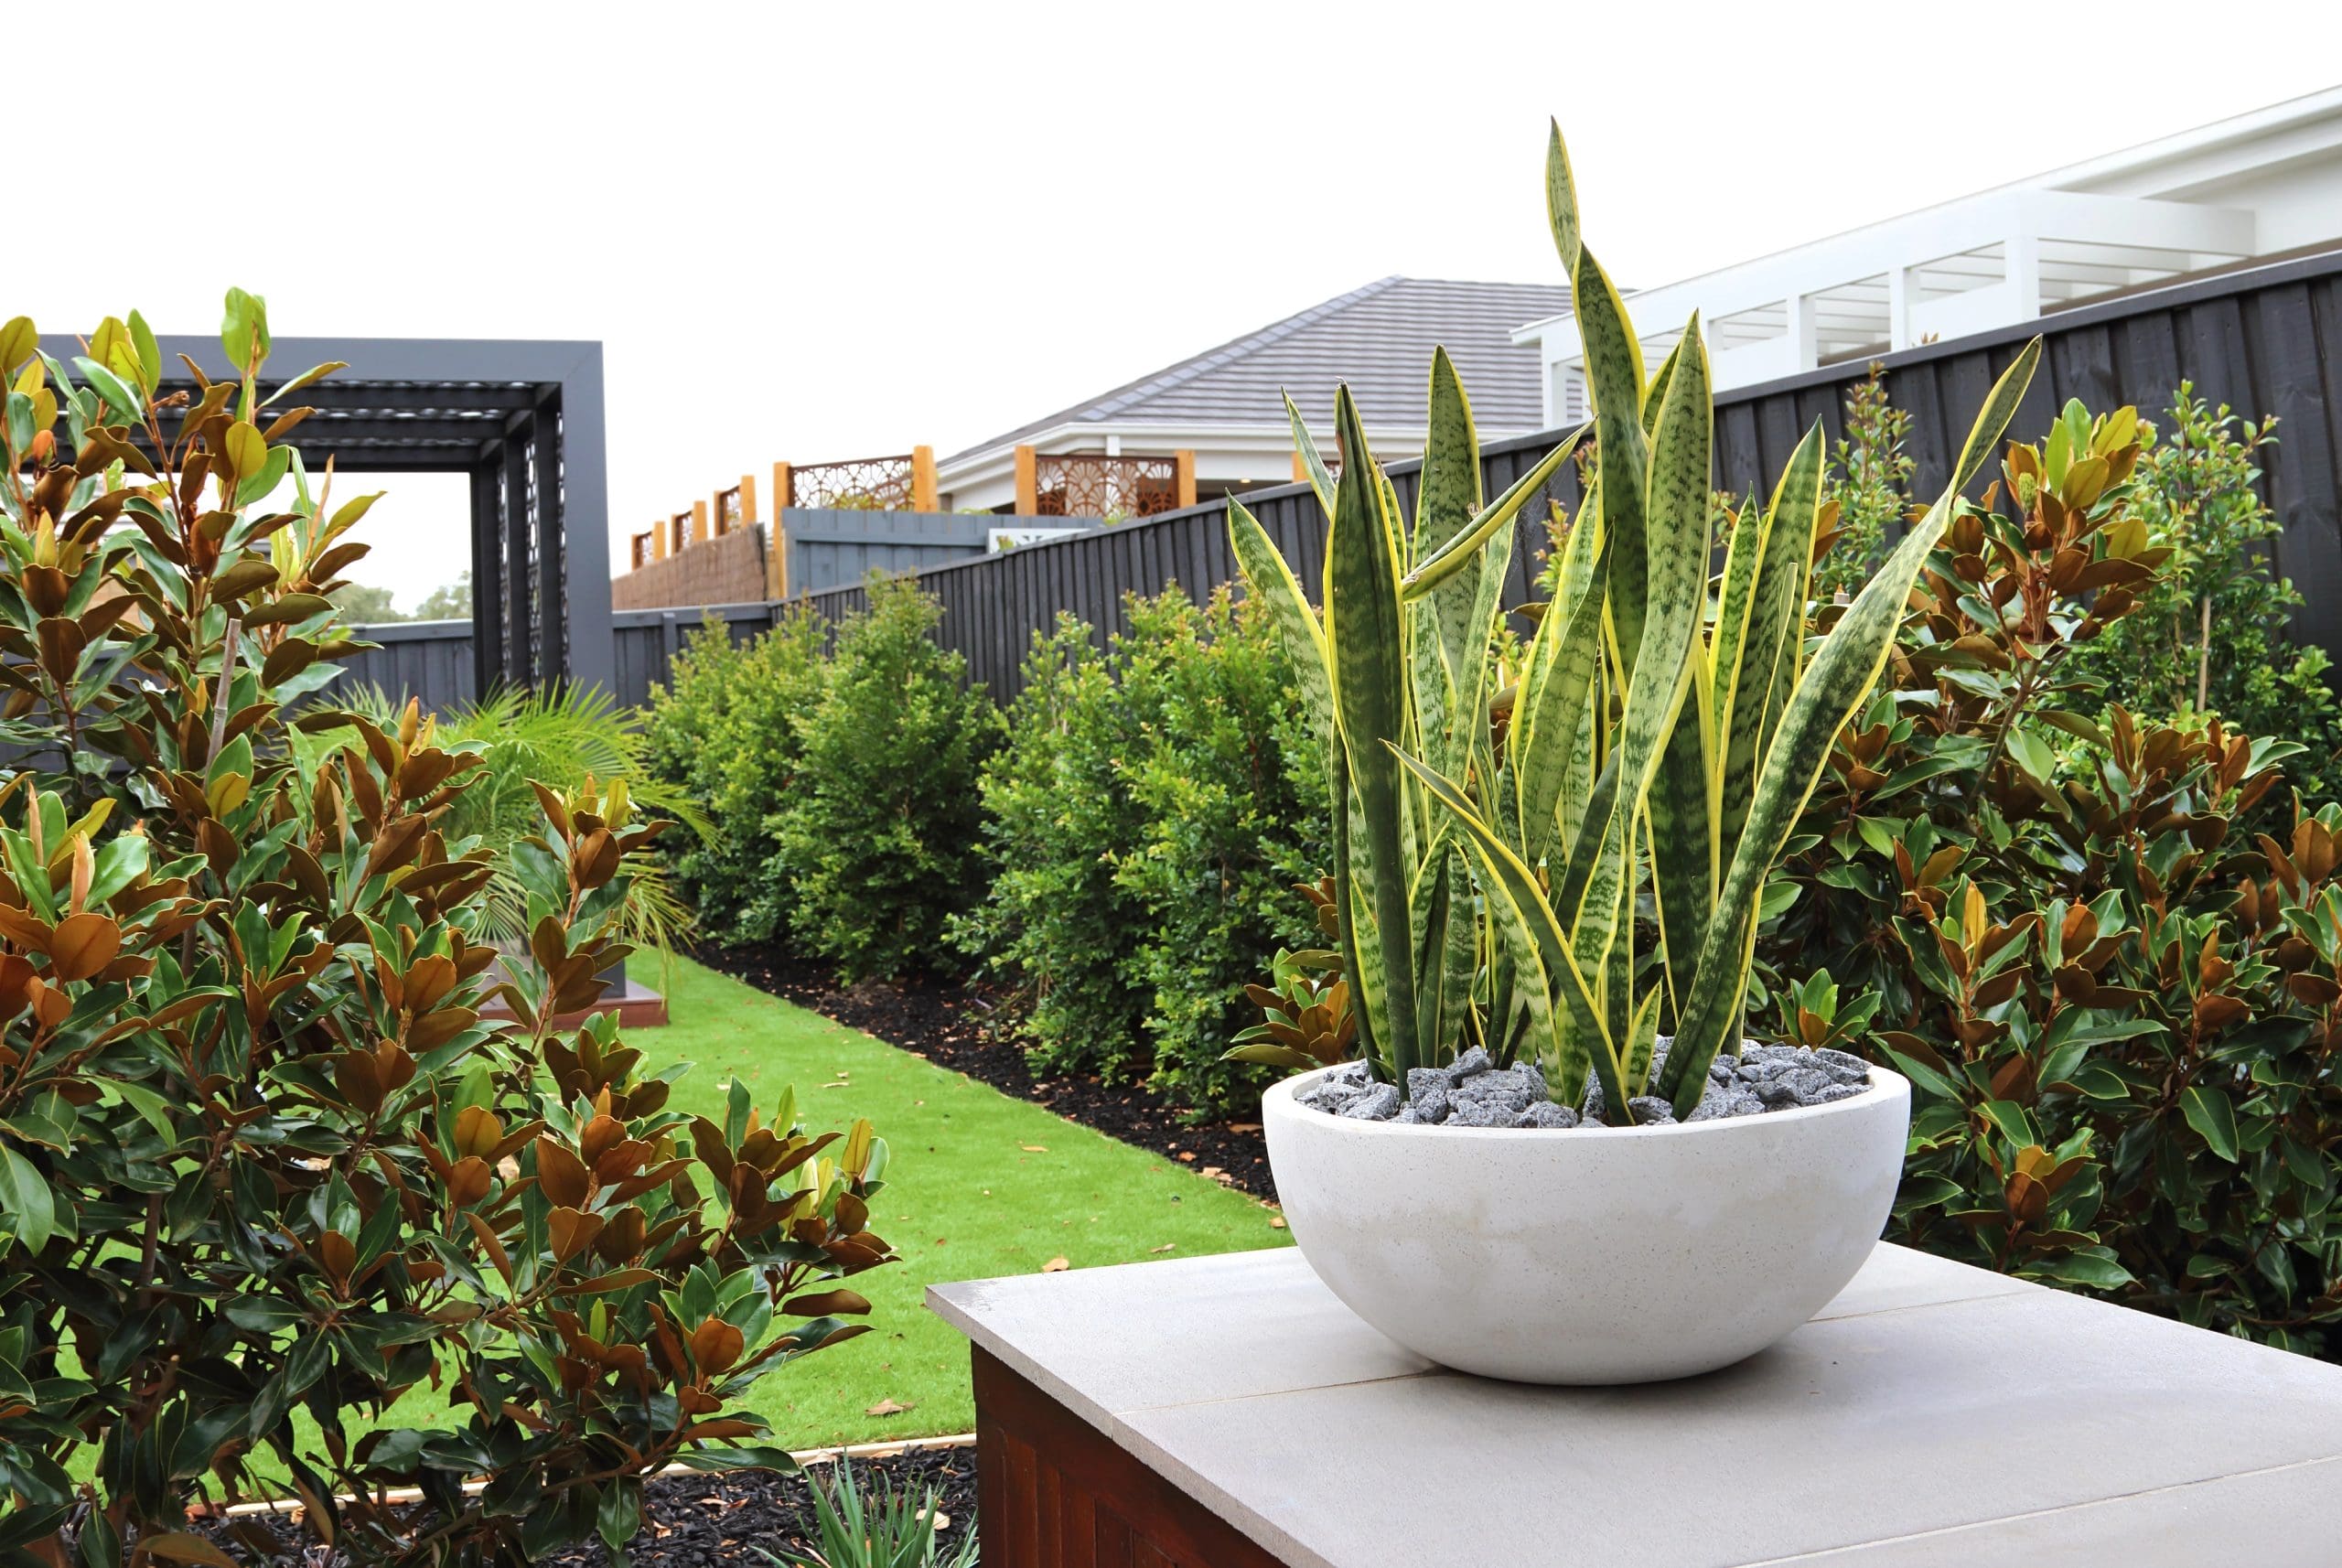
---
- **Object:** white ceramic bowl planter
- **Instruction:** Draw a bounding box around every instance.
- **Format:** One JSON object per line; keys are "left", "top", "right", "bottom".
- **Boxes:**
{"left": 1263, "top": 1061, "right": 1911, "bottom": 1384}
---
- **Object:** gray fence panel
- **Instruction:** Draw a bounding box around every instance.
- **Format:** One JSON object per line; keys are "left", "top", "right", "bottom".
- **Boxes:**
{"left": 780, "top": 508, "right": 1095, "bottom": 596}
{"left": 333, "top": 619, "right": 477, "bottom": 706}
{"left": 349, "top": 249, "right": 2342, "bottom": 715}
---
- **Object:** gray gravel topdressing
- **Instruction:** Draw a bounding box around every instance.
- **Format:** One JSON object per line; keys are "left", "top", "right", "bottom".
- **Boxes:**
{"left": 1296, "top": 1039, "right": 1873, "bottom": 1128}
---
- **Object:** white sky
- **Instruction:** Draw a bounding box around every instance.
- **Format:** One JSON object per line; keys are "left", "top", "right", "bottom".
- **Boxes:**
{"left": 22, "top": 3, "right": 2342, "bottom": 611}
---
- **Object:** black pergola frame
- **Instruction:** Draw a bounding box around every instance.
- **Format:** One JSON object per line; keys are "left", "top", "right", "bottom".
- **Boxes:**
{"left": 33, "top": 333, "right": 614, "bottom": 696}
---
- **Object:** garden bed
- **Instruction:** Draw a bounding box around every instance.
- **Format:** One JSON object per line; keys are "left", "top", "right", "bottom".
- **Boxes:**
{"left": 195, "top": 1448, "right": 977, "bottom": 1567}
{"left": 689, "top": 939, "right": 1278, "bottom": 1198}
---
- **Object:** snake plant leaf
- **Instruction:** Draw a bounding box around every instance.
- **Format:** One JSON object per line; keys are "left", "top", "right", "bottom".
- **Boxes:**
{"left": 1418, "top": 349, "right": 1490, "bottom": 704}
{"left": 1284, "top": 391, "right": 1338, "bottom": 521}
{"left": 1573, "top": 242, "right": 1650, "bottom": 673}
{"left": 1509, "top": 531, "right": 1609, "bottom": 867}
{"left": 1554, "top": 320, "right": 1711, "bottom": 930}
{"left": 1327, "top": 385, "right": 1422, "bottom": 1078}
{"left": 1416, "top": 349, "right": 1485, "bottom": 564}
{"left": 1640, "top": 335, "right": 1682, "bottom": 441}
{"left": 1648, "top": 635, "right": 1716, "bottom": 1021}
{"left": 1402, "top": 422, "right": 1585, "bottom": 599}
{"left": 1229, "top": 499, "right": 1333, "bottom": 760}
{"left": 1659, "top": 341, "right": 2045, "bottom": 1112}
{"left": 1327, "top": 746, "right": 1383, "bottom": 1076}
{"left": 1623, "top": 982, "right": 1664, "bottom": 1097}
{"left": 1719, "top": 429, "right": 1824, "bottom": 860}
{"left": 1544, "top": 118, "right": 1581, "bottom": 275}
{"left": 1393, "top": 747, "right": 1627, "bottom": 1112}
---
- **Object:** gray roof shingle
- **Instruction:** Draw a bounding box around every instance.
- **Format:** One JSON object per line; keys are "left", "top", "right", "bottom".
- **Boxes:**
{"left": 947, "top": 276, "right": 1570, "bottom": 463}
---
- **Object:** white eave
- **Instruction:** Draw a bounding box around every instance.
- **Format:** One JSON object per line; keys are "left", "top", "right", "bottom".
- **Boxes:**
{"left": 1511, "top": 85, "right": 2342, "bottom": 407}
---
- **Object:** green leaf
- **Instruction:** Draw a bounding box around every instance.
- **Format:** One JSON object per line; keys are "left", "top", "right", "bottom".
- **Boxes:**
{"left": 0, "top": 317, "right": 36, "bottom": 376}
{"left": 1326, "top": 385, "right": 1420, "bottom": 1078}
{"left": 71, "top": 357, "right": 143, "bottom": 424}
{"left": 1543, "top": 119, "right": 1580, "bottom": 274}
{"left": 1402, "top": 423, "right": 1583, "bottom": 599}
{"left": 670, "top": 1445, "right": 800, "bottom": 1473}
{"left": 221, "top": 286, "right": 272, "bottom": 375}
{"left": 2025, "top": 1251, "right": 2135, "bottom": 1291}
{"left": 2180, "top": 1085, "right": 2240, "bottom": 1162}
{"left": 0, "top": 1146, "right": 52, "bottom": 1255}
{"left": 1219, "top": 1043, "right": 1327, "bottom": 1072}
{"left": 127, "top": 310, "right": 162, "bottom": 392}
{"left": 1978, "top": 1099, "right": 2038, "bottom": 1148}
{"left": 1507, "top": 528, "right": 1608, "bottom": 866}
{"left": 262, "top": 360, "right": 348, "bottom": 408}
{"left": 1571, "top": 243, "right": 1650, "bottom": 671}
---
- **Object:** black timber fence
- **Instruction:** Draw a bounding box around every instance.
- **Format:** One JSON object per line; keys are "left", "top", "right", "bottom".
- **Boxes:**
{"left": 349, "top": 246, "right": 2342, "bottom": 712}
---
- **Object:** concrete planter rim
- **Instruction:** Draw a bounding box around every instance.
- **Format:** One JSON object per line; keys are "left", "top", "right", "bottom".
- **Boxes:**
{"left": 1264, "top": 1055, "right": 1910, "bottom": 1134}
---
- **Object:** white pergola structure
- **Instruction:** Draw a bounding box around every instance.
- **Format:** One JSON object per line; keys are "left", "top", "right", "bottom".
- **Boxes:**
{"left": 1516, "top": 88, "right": 2342, "bottom": 413}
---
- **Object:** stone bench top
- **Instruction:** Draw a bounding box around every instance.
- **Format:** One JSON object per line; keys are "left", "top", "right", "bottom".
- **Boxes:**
{"left": 929, "top": 1242, "right": 2342, "bottom": 1566}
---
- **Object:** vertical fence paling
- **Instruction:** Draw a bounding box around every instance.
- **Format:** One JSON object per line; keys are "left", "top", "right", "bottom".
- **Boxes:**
{"left": 354, "top": 251, "right": 2342, "bottom": 716}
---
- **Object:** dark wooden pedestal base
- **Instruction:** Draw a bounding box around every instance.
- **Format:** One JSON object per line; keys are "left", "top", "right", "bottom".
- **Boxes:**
{"left": 973, "top": 1347, "right": 1287, "bottom": 1567}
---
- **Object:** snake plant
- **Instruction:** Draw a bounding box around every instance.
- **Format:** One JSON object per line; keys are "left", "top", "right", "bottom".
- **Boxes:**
{"left": 1230, "top": 121, "right": 2041, "bottom": 1121}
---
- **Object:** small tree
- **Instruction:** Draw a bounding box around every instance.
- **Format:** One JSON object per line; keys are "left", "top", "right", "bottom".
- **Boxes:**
{"left": 1814, "top": 361, "right": 1917, "bottom": 601}
{"left": 0, "top": 301, "right": 894, "bottom": 1565}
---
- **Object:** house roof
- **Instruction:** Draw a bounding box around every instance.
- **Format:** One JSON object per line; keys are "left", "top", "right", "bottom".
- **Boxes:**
{"left": 946, "top": 275, "right": 1571, "bottom": 465}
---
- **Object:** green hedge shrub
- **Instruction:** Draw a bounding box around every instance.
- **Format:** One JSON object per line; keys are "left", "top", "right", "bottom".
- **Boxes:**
{"left": 958, "top": 588, "right": 1326, "bottom": 1112}
{"left": 778, "top": 575, "right": 999, "bottom": 982}
{"left": 644, "top": 609, "right": 829, "bottom": 944}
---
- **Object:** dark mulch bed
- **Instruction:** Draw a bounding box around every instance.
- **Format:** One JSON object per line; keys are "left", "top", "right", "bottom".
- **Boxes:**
{"left": 688, "top": 938, "right": 1278, "bottom": 1200}
{"left": 189, "top": 1447, "right": 975, "bottom": 1567}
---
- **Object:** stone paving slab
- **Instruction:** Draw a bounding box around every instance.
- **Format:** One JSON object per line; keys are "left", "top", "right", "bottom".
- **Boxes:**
{"left": 931, "top": 1243, "right": 2342, "bottom": 1566}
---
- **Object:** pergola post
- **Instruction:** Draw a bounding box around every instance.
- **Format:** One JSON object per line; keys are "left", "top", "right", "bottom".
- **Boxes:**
{"left": 532, "top": 393, "right": 566, "bottom": 693}
{"left": 502, "top": 424, "right": 533, "bottom": 688}
{"left": 470, "top": 460, "right": 506, "bottom": 695}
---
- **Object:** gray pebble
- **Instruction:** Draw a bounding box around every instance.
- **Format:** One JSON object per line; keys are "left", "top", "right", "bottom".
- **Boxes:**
{"left": 1754, "top": 1077, "right": 1805, "bottom": 1109}
{"left": 1413, "top": 1087, "right": 1451, "bottom": 1123}
{"left": 1407, "top": 1067, "right": 1453, "bottom": 1102}
{"left": 1394, "top": 1106, "right": 1422, "bottom": 1124}
{"left": 1809, "top": 1082, "right": 1865, "bottom": 1104}
{"left": 1340, "top": 1083, "right": 1402, "bottom": 1121}
{"left": 1299, "top": 1083, "right": 1359, "bottom": 1112}
{"left": 1450, "top": 1099, "right": 1518, "bottom": 1128}
{"left": 1449, "top": 1046, "right": 1493, "bottom": 1079}
{"left": 1627, "top": 1096, "right": 1679, "bottom": 1126}
{"left": 1813, "top": 1048, "right": 1872, "bottom": 1086}
{"left": 1462, "top": 1078, "right": 1534, "bottom": 1115}
{"left": 1684, "top": 1079, "right": 1739, "bottom": 1122}
{"left": 1516, "top": 1101, "right": 1579, "bottom": 1129}
{"left": 1782, "top": 1068, "right": 1835, "bottom": 1103}
{"left": 1581, "top": 1081, "right": 1606, "bottom": 1124}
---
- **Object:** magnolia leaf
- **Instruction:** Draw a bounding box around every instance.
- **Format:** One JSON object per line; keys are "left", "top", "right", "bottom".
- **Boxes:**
{"left": 2179, "top": 1086, "right": 2240, "bottom": 1162}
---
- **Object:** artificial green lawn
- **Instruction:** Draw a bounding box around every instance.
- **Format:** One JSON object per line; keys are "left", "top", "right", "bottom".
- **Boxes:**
{"left": 637, "top": 954, "right": 1289, "bottom": 1445}
{"left": 74, "top": 953, "right": 1282, "bottom": 1487}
